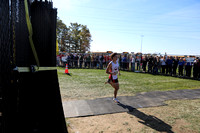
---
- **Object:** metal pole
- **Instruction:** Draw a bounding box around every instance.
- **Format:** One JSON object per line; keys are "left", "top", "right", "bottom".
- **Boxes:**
{"left": 140, "top": 35, "right": 144, "bottom": 71}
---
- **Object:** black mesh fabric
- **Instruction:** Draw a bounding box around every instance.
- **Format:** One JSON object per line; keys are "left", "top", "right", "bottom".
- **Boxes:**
{"left": 31, "top": 1, "right": 57, "bottom": 66}
{"left": 0, "top": 1, "right": 66, "bottom": 132}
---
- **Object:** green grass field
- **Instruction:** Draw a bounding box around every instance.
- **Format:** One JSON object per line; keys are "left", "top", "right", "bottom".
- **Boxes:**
{"left": 57, "top": 67, "right": 200, "bottom": 100}
{"left": 59, "top": 67, "right": 200, "bottom": 132}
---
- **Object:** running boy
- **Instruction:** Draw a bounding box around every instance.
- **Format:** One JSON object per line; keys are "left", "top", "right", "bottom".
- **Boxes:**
{"left": 105, "top": 53, "right": 121, "bottom": 103}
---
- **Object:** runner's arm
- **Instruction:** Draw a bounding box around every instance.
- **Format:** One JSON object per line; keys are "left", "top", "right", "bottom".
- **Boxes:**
{"left": 106, "top": 62, "right": 113, "bottom": 75}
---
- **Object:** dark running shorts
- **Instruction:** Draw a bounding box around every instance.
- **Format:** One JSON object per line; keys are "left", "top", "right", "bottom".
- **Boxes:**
{"left": 108, "top": 78, "right": 118, "bottom": 83}
{"left": 108, "top": 74, "right": 119, "bottom": 83}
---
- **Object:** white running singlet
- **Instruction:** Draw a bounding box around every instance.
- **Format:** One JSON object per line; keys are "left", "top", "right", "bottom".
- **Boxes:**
{"left": 111, "top": 61, "right": 119, "bottom": 80}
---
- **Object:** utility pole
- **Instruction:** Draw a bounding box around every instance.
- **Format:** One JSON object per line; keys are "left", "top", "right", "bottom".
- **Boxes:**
{"left": 140, "top": 35, "right": 144, "bottom": 71}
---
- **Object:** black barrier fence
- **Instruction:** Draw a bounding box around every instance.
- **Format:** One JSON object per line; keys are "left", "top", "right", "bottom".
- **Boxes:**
{"left": 0, "top": 0, "right": 13, "bottom": 133}
{"left": 0, "top": 0, "right": 68, "bottom": 133}
{"left": 58, "top": 57, "right": 200, "bottom": 80}
{"left": 31, "top": 1, "right": 57, "bottom": 66}
{"left": 17, "top": 70, "right": 67, "bottom": 132}
{"left": 15, "top": 0, "right": 35, "bottom": 67}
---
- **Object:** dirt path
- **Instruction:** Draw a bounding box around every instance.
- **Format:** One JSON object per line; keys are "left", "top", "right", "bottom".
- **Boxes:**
{"left": 66, "top": 99, "right": 200, "bottom": 133}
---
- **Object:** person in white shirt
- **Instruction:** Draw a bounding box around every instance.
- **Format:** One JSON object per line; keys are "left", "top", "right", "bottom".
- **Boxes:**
{"left": 160, "top": 56, "right": 166, "bottom": 74}
{"left": 131, "top": 55, "right": 135, "bottom": 72}
{"left": 105, "top": 53, "right": 121, "bottom": 103}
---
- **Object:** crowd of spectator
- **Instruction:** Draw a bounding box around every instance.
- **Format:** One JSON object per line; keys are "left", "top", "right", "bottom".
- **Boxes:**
{"left": 57, "top": 53, "right": 111, "bottom": 69}
{"left": 57, "top": 53, "right": 200, "bottom": 80}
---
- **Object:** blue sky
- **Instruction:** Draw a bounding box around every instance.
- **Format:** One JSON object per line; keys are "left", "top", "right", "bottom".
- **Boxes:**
{"left": 53, "top": 0, "right": 200, "bottom": 55}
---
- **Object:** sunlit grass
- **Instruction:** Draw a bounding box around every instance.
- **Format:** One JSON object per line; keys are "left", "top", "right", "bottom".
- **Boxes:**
{"left": 57, "top": 67, "right": 200, "bottom": 100}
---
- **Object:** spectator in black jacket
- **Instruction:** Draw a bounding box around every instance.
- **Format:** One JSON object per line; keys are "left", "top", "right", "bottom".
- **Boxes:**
{"left": 79, "top": 54, "right": 84, "bottom": 68}
{"left": 148, "top": 56, "right": 153, "bottom": 73}
{"left": 185, "top": 56, "right": 193, "bottom": 77}
{"left": 142, "top": 56, "right": 147, "bottom": 72}
{"left": 152, "top": 56, "right": 159, "bottom": 75}
{"left": 74, "top": 54, "right": 79, "bottom": 68}
{"left": 172, "top": 56, "right": 179, "bottom": 76}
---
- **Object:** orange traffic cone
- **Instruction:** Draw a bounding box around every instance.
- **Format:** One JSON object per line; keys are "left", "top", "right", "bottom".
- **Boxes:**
{"left": 65, "top": 64, "right": 70, "bottom": 75}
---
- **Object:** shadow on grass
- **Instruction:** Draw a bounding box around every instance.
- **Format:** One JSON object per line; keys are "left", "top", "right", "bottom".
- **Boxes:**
{"left": 58, "top": 72, "right": 72, "bottom": 76}
{"left": 117, "top": 103, "right": 174, "bottom": 133}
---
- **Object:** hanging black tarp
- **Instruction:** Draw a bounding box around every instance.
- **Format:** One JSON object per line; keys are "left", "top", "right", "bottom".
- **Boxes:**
{"left": 31, "top": 0, "right": 57, "bottom": 66}
{"left": 1, "top": 0, "right": 68, "bottom": 132}
{"left": 17, "top": 70, "right": 67, "bottom": 133}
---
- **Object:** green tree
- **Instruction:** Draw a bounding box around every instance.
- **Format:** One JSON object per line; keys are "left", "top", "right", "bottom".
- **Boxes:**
{"left": 56, "top": 18, "right": 92, "bottom": 53}
{"left": 69, "top": 22, "right": 81, "bottom": 53}
{"left": 56, "top": 18, "right": 67, "bottom": 51}
{"left": 79, "top": 25, "right": 92, "bottom": 53}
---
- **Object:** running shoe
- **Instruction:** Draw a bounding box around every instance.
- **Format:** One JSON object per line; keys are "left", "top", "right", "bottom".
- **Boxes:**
{"left": 113, "top": 98, "right": 120, "bottom": 103}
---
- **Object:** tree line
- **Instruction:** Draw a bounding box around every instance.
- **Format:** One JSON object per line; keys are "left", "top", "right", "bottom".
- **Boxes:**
{"left": 56, "top": 18, "right": 92, "bottom": 53}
